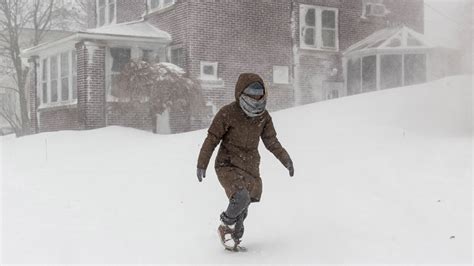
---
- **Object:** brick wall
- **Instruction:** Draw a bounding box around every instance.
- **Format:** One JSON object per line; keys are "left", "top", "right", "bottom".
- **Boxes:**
{"left": 38, "top": 107, "right": 81, "bottom": 132}
{"left": 117, "top": 0, "right": 146, "bottom": 23}
{"left": 87, "top": 0, "right": 146, "bottom": 28}
{"left": 76, "top": 41, "right": 106, "bottom": 130}
{"left": 186, "top": 0, "right": 294, "bottom": 112}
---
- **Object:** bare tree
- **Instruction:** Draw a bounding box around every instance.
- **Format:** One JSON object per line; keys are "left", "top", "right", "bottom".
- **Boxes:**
{"left": 0, "top": 0, "right": 85, "bottom": 136}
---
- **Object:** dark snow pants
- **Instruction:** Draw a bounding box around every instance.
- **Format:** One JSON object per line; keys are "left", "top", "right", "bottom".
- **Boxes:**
{"left": 220, "top": 189, "right": 251, "bottom": 239}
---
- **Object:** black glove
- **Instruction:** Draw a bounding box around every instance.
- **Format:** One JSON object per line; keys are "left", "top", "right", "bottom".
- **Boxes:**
{"left": 286, "top": 159, "right": 294, "bottom": 177}
{"left": 197, "top": 168, "right": 206, "bottom": 182}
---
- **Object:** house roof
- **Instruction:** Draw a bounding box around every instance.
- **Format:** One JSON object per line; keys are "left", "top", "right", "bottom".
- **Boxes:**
{"left": 82, "top": 21, "right": 171, "bottom": 40}
{"left": 22, "top": 20, "right": 171, "bottom": 57}
{"left": 343, "top": 26, "right": 433, "bottom": 57}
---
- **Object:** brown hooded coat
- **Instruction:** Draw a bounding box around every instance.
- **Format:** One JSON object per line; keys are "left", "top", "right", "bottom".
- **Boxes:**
{"left": 197, "top": 73, "right": 291, "bottom": 202}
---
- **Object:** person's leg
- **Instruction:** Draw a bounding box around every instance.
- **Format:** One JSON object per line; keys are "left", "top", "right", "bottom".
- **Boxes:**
{"left": 220, "top": 189, "right": 250, "bottom": 226}
{"left": 232, "top": 206, "right": 248, "bottom": 240}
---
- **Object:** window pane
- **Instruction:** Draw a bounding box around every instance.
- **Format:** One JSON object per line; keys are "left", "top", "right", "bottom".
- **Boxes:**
{"left": 322, "top": 10, "right": 335, "bottom": 28}
{"left": 51, "top": 80, "right": 58, "bottom": 102}
{"left": 407, "top": 34, "right": 422, "bottom": 46}
{"left": 110, "top": 48, "right": 131, "bottom": 72}
{"left": 151, "top": 0, "right": 160, "bottom": 9}
{"left": 381, "top": 54, "right": 402, "bottom": 89}
{"left": 61, "top": 52, "right": 69, "bottom": 77}
{"left": 42, "top": 82, "right": 48, "bottom": 103}
{"left": 347, "top": 57, "right": 361, "bottom": 95}
{"left": 61, "top": 77, "right": 69, "bottom": 101}
{"left": 99, "top": 0, "right": 105, "bottom": 6}
{"left": 171, "top": 48, "right": 185, "bottom": 68}
{"left": 99, "top": 6, "right": 105, "bottom": 26}
{"left": 322, "top": 29, "right": 335, "bottom": 48}
{"left": 387, "top": 36, "right": 401, "bottom": 47}
{"left": 304, "top": 28, "right": 315, "bottom": 46}
{"left": 404, "top": 54, "right": 426, "bottom": 85}
{"left": 108, "top": 2, "right": 115, "bottom": 23}
{"left": 362, "top": 55, "right": 376, "bottom": 92}
{"left": 305, "top": 8, "right": 315, "bottom": 26}
{"left": 142, "top": 49, "right": 153, "bottom": 62}
{"left": 50, "top": 56, "right": 57, "bottom": 78}
{"left": 203, "top": 65, "right": 214, "bottom": 75}
{"left": 164, "top": 0, "right": 173, "bottom": 7}
{"left": 42, "top": 59, "right": 47, "bottom": 81}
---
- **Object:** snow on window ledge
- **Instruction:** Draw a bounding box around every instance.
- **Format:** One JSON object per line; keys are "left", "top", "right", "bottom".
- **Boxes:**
{"left": 199, "top": 78, "right": 224, "bottom": 88}
{"left": 299, "top": 46, "right": 339, "bottom": 53}
{"left": 38, "top": 100, "right": 78, "bottom": 111}
{"left": 107, "top": 94, "right": 150, "bottom": 103}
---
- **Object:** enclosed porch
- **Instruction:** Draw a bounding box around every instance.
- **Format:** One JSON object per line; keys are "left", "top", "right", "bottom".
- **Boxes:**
{"left": 343, "top": 26, "right": 433, "bottom": 95}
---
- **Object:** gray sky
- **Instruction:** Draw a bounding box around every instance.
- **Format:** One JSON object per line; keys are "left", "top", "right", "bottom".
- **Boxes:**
{"left": 424, "top": 0, "right": 472, "bottom": 49}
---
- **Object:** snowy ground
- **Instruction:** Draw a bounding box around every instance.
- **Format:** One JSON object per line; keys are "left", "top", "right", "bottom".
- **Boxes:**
{"left": 1, "top": 76, "right": 472, "bottom": 264}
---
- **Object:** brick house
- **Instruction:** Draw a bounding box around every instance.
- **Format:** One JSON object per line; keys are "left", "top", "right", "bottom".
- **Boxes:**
{"left": 23, "top": 0, "right": 424, "bottom": 134}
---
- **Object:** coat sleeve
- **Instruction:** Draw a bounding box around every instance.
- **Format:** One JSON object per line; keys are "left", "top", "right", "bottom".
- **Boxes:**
{"left": 261, "top": 115, "right": 291, "bottom": 167}
{"left": 197, "top": 108, "right": 229, "bottom": 169}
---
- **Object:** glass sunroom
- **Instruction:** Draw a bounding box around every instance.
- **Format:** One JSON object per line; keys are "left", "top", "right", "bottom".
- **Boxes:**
{"left": 343, "top": 26, "right": 433, "bottom": 95}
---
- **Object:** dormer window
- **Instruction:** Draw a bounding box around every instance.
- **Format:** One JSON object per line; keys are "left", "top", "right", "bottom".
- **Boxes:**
{"left": 148, "top": 0, "right": 176, "bottom": 13}
{"left": 97, "top": 0, "right": 116, "bottom": 27}
{"left": 362, "top": 0, "right": 388, "bottom": 18}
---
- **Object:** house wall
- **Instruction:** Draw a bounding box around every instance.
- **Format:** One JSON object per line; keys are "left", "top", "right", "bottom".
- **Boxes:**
{"left": 188, "top": 0, "right": 294, "bottom": 112}
{"left": 76, "top": 41, "right": 107, "bottom": 130}
{"left": 67, "top": 0, "right": 424, "bottom": 134}
{"left": 293, "top": 0, "right": 424, "bottom": 104}
{"left": 117, "top": 0, "right": 146, "bottom": 23}
{"left": 38, "top": 107, "right": 81, "bottom": 132}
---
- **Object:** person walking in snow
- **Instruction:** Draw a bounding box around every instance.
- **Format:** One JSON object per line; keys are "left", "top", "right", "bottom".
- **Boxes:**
{"left": 196, "top": 73, "right": 294, "bottom": 251}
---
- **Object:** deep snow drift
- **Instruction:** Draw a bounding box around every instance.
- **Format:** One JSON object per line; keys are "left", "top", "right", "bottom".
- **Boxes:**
{"left": 1, "top": 75, "right": 472, "bottom": 264}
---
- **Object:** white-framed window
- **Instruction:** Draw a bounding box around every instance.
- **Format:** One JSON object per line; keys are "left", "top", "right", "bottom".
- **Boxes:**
{"left": 200, "top": 61, "right": 218, "bottom": 80}
{"left": 361, "top": 0, "right": 388, "bottom": 18}
{"left": 273, "top": 66, "right": 289, "bottom": 84}
{"left": 299, "top": 4, "right": 338, "bottom": 51}
{"left": 97, "top": 0, "right": 116, "bottom": 27}
{"left": 40, "top": 51, "right": 78, "bottom": 106}
{"left": 148, "top": 0, "right": 176, "bottom": 13}
{"left": 170, "top": 47, "right": 185, "bottom": 69}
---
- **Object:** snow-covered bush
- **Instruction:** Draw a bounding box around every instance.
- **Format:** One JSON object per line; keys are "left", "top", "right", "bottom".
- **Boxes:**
{"left": 116, "top": 60, "right": 209, "bottom": 132}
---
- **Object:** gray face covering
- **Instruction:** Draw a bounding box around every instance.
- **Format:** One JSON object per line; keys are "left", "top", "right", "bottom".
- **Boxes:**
{"left": 239, "top": 82, "right": 266, "bottom": 117}
{"left": 240, "top": 94, "right": 266, "bottom": 117}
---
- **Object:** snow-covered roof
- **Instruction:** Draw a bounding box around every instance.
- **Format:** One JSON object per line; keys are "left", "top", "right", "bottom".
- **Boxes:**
{"left": 22, "top": 20, "right": 171, "bottom": 57}
{"left": 82, "top": 21, "right": 171, "bottom": 41}
{"left": 343, "top": 26, "right": 433, "bottom": 57}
